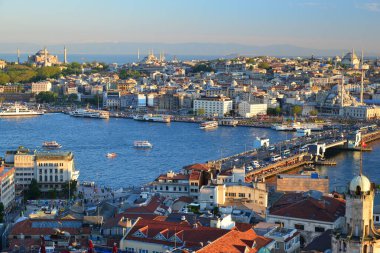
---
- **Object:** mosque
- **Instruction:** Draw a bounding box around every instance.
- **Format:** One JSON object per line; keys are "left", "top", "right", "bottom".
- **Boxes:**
{"left": 28, "top": 47, "right": 67, "bottom": 67}
{"left": 341, "top": 49, "right": 361, "bottom": 69}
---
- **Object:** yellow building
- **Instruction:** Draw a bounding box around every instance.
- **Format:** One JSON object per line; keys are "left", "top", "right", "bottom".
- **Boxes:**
{"left": 28, "top": 48, "right": 59, "bottom": 67}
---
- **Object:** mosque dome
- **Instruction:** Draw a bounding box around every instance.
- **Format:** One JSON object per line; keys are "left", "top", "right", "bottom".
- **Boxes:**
{"left": 36, "top": 49, "right": 48, "bottom": 55}
{"left": 349, "top": 174, "right": 371, "bottom": 193}
{"left": 342, "top": 52, "right": 358, "bottom": 62}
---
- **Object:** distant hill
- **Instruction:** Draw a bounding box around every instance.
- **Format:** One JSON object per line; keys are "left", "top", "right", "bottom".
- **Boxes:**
{"left": 0, "top": 42, "right": 378, "bottom": 57}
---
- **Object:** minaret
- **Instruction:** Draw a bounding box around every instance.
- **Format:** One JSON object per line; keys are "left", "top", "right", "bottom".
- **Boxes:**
{"left": 64, "top": 46, "right": 67, "bottom": 64}
{"left": 341, "top": 74, "right": 344, "bottom": 108}
{"left": 44, "top": 47, "right": 48, "bottom": 66}
{"left": 360, "top": 50, "right": 364, "bottom": 104}
{"left": 137, "top": 48, "right": 140, "bottom": 61}
{"left": 17, "top": 48, "right": 20, "bottom": 64}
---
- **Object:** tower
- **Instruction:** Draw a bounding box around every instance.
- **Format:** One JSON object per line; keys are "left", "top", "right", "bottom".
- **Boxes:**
{"left": 17, "top": 48, "right": 20, "bottom": 64}
{"left": 360, "top": 50, "right": 364, "bottom": 104}
{"left": 137, "top": 48, "right": 140, "bottom": 61}
{"left": 44, "top": 47, "right": 48, "bottom": 66}
{"left": 64, "top": 46, "right": 67, "bottom": 64}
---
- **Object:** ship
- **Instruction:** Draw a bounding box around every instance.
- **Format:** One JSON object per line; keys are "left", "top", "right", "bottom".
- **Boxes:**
{"left": 0, "top": 104, "right": 44, "bottom": 117}
{"left": 133, "top": 114, "right": 171, "bottom": 123}
{"left": 272, "top": 122, "right": 323, "bottom": 131}
{"left": 42, "top": 141, "right": 62, "bottom": 149}
{"left": 69, "top": 109, "right": 109, "bottom": 119}
{"left": 200, "top": 121, "right": 218, "bottom": 130}
{"left": 134, "top": 141, "right": 153, "bottom": 149}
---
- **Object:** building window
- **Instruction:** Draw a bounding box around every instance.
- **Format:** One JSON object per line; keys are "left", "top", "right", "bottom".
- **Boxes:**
{"left": 294, "top": 224, "right": 304, "bottom": 230}
{"left": 126, "top": 248, "right": 134, "bottom": 253}
{"left": 238, "top": 193, "right": 245, "bottom": 198}
{"left": 315, "top": 226, "right": 325, "bottom": 233}
{"left": 165, "top": 186, "right": 168, "bottom": 191}
{"left": 139, "top": 250, "right": 148, "bottom": 253}
{"left": 376, "top": 216, "right": 379, "bottom": 222}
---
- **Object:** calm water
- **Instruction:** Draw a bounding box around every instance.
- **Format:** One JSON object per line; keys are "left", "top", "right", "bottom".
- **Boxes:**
{"left": 0, "top": 114, "right": 293, "bottom": 188}
{"left": 0, "top": 114, "right": 379, "bottom": 190}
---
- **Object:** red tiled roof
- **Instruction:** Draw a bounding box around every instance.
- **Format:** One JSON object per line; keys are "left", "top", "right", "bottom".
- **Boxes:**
{"left": 196, "top": 228, "right": 273, "bottom": 253}
{"left": 124, "top": 218, "right": 230, "bottom": 249}
{"left": 124, "top": 196, "right": 166, "bottom": 214}
{"left": 183, "top": 163, "right": 210, "bottom": 172}
{"left": 189, "top": 171, "right": 201, "bottom": 180}
{"left": 9, "top": 219, "right": 90, "bottom": 237}
{"left": 269, "top": 193, "right": 345, "bottom": 222}
{"left": 103, "top": 213, "right": 164, "bottom": 229}
{"left": 156, "top": 173, "right": 189, "bottom": 181}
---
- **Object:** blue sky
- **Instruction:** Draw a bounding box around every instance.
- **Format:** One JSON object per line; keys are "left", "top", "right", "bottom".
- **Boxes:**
{"left": 0, "top": 0, "right": 379, "bottom": 52}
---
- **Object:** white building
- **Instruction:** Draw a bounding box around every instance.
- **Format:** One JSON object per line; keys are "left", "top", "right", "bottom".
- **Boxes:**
{"left": 193, "top": 96, "right": 232, "bottom": 117}
{"left": 343, "top": 105, "right": 380, "bottom": 120}
{"left": 0, "top": 166, "right": 15, "bottom": 210}
{"left": 35, "top": 151, "right": 79, "bottom": 191}
{"left": 238, "top": 101, "right": 267, "bottom": 118}
{"left": 31, "top": 81, "right": 52, "bottom": 94}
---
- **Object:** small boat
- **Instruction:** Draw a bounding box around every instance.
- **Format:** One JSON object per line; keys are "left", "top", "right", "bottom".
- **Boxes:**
{"left": 42, "top": 141, "right": 62, "bottom": 149}
{"left": 106, "top": 153, "right": 117, "bottom": 158}
{"left": 200, "top": 121, "right": 218, "bottom": 130}
{"left": 134, "top": 141, "right": 153, "bottom": 149}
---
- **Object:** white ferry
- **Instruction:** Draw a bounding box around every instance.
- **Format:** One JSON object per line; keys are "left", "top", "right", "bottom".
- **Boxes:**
{"left": 69, "top": 109, "right": 109, "bottom": 119}
{"left": 200, "top": 121, "right": 218, "bottom": 130}
{"left": 134, "top": 141, "right": 153, "bottom": 149}
{"left": 42, "top": 141, "right": 62, "bottom": 149}
{"left": 0, "top": 104, "right": 44, "bottom": 117}
{"left": 133, "top": 114, "right": 171, "bottom": 123}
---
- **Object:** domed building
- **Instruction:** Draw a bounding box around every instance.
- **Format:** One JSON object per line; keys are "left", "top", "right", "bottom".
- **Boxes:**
{"left": 28, "top": 48, "right": 59, "bottom": 67}
{"left": 331, "top": 173, "right": 380, "bottom": 252}
{"left": 341, "top": 49, "right": 360, "bottom": 69}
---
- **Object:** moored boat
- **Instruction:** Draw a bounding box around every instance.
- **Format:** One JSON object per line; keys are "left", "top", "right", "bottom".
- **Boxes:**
{"left": 133, "top": 114, "right": 171, "bottom": 123}
{"left": 0, "top": 103, "right": 44, "bottom": 117}
{"left": 69, "top": 109, "right": 109, "bottom": 119}
{"left": 200, "top": 121, "right": 218, "bottom": 130}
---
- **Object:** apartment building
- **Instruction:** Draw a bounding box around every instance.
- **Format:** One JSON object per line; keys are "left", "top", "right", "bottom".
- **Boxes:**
{"left": 0, "top": 166, "right": 15, "bottom": 210}
{"left": 35, "top": 151, "right": 79, "bottom": 191}
{"left": 31, "top": 81, "right": 52, "bottom": 94}
{"left": 193, "top": 96, "right": 232, "bottom": 117}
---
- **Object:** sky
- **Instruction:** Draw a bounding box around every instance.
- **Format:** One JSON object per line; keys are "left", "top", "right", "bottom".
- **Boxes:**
{"left": 0, "top": 0, "right": 380, "bottom": 54}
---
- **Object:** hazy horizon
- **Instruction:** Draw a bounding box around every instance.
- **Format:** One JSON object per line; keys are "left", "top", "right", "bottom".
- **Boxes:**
{"left": 1, "top": 0, "right": 380, "bottom": 56}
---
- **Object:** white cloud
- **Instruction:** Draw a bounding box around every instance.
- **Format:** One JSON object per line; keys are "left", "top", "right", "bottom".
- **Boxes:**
{"left": 359, "top": 2, "right": 380, "bottom": 12}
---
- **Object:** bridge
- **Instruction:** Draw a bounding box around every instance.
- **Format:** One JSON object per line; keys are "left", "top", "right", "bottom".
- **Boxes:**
{"left": 207, "top": 124, "right": 380, "bottom": 182}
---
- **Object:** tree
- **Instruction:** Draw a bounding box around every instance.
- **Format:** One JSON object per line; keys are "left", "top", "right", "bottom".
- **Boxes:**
{"left": 292, "top": 105, "right": 303, "bottom": 116}
{"left": 0, "top": 72, "right": 10, "bottom": 85}
{"left": 309, "top": 109, "right": 318, "bottom": 117}
{"left": 119, "top": 69, "right": 141, "bottom": 79}
{"left": 36, "top": 66, "right": 61, "bottom": 80}
{"left": 197, "top": 108, "right": 205, "bottom": 116}
{"left": 35, "top": 91, "right": 57, "bottom": 103}
{"left": 0, "top": 202, "right": 4, "bottom": 223}
{"left": 192, "top": 64, "right": 214, "bottom": 73}
{"left": 27, "top": 179, "right": 41, "bottom": 200}
{"left": 258, "top": 62, "right": 271, "bottom": 70}
{"left": 67, "top": 93, "right": 78, "bottom": 103}
{"left": 62, "top": 180, "right": 78, "bottom": 199}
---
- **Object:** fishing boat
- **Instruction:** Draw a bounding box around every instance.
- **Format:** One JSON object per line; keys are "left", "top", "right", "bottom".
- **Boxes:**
{"left": 42, "top": 141, "right": 62, "bottom": 149}
{"left": 134, "top": 141, "right": 153, "bottom": 149}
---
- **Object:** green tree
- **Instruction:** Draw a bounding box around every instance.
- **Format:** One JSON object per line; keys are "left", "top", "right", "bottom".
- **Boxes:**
{"left": 258, "top": 62, "right": 271, "bottom": 70}
{"left": 67, "top": 93, "right": 78, "bottom": 103}
{"left": 292, "top": 105, "right": 303, "bottom": 116}
{"left": 36, "top": 66, "right": 61, "bottom": 80}
{"left": 192, "top": 64, "right": 214, "bottom": 73}
{"left": 309, "top": 109, "right": 318, "bottom": 116}
{"left": 0, "top": 72, "right": 10, "bottom": 85}
{"left": 119, "top": 69, "right": 141, "bottom": 79}
{"left": 62, "top": 180, "right": 78, "bottom": 199}
{"left": 35, "top": 91, "right": 58, "bottom": 103}
{"left": 197, "top": 108, "right": 206, "bottom": 116}
{"left": 27, "top": 179, "right": 41, "bottom": 200}
{"left": 0, "top": 202, "right": 4, "bottom": 223}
